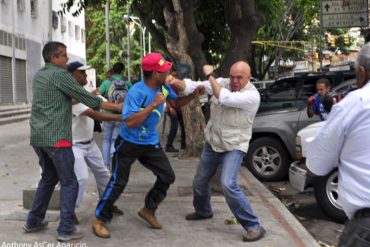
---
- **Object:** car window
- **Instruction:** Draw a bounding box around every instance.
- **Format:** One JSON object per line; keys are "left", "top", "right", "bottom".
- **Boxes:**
{"left": 263, "top": 78, "right": 298, "bottom": 101}
{"left": 298, "top": 76, "right": 321, "bottom": 100}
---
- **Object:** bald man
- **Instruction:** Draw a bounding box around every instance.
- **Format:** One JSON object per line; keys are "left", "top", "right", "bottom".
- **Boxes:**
{"left": 169, "top": 61, "right": 265, "bottom": 242}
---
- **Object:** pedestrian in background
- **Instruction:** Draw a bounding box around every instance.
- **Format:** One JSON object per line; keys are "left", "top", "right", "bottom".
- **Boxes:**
{"left": 67, "top": 61, "right": 124, "bottom": 220}
{"left": 92, "top": 52, "right": 204, "bottom": 238}
{"left": 165, "top": 84, "right": 186, "bottom": 152}
{"left": 306, "top": 43, "right": 370, "bottom": 247}
{"left": 169, "top": 61, "right": 266, "bottom": 242}
{"left": 23, "top": 41, "right": 122, "bottom": 242}
{"left": 99, "top": 62, "right": 132, "bottom": 169}
{"left": 306, "top": 78, "right": 332, "bottom": 121}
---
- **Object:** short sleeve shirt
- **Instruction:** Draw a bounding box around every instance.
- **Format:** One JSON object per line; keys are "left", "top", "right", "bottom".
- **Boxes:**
{"left": 311, "top": 93, "right": 328, "bottom": 120}
{"left": 119, "top": 80, "right": 177, "bottom": 145}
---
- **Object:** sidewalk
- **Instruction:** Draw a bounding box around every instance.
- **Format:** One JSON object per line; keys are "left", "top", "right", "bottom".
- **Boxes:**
{"left": 0, "top": 120, "right": 320, "bottom": 247}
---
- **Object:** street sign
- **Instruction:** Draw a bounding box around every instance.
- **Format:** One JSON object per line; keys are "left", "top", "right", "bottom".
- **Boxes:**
{"left": 321, "top": 0, "right": 369, "bottom": 28}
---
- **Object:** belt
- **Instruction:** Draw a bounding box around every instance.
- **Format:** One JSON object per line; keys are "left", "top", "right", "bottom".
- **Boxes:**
{"left": 75, "top": 139, "right": 93, "bottom": 145}
{"left": 354, "top": 208, "right": 370, "bottom": 219}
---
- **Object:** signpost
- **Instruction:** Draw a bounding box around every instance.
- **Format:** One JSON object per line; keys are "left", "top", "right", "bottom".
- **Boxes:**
{"left": 321, "top": 0, "right": 369, "bottom": 28}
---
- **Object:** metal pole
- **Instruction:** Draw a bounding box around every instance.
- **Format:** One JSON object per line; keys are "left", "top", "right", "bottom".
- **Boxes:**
{"left": 127, "top": 6, "right": 131, "bottom": 82}
{"left": 148, "top": 32, "right": 151, "bottom": 53}
{"left": 11, "top": 0, "right": 16, "bottom": 103}
{"left": 105, "top": 0, "right": 110, "bottom": 70}
{"left": 139, "top": 26, "right": 143, "bottom": 80}
{"left": 143, "top": 27, "right": 146, "bottom": 55}
{"left": 319, "top": 0, "right": 323, "bottom": 71}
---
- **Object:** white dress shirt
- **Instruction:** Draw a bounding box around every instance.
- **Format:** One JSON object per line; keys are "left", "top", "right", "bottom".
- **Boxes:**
{"left": 306, "top": 82, "right": 370, "bottom": 219}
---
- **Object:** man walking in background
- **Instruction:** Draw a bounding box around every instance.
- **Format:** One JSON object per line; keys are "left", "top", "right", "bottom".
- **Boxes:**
{"left": 99, "top": 62, "right": 132, "bottom": 169}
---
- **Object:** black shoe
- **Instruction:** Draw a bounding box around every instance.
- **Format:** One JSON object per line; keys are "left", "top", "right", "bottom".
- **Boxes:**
{"left": 185, "top": 212, "right": 213, "bottom": 221}
{"left": 113, "top": 205, "right": 124, "bottom": 216}
{"left": 165, "top": 146, "right": 179, "bottom": 152}
{"left": 181, "top": 143, "right": 186, "bottom": 149}
{"left": 23, "top": 219, "right": 48, "bottom": 233}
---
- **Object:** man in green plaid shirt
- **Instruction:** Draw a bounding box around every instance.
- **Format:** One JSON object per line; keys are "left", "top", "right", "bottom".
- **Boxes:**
{"left": 23, "top": 41, "right": 122, "bottom": 242}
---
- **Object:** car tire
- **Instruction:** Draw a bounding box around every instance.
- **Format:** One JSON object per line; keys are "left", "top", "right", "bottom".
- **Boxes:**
{"left": 313, "top": 169, "right": 348, "bottom": 223}
{"left": 245, "top": 137, "right": 291, "bottom": 181}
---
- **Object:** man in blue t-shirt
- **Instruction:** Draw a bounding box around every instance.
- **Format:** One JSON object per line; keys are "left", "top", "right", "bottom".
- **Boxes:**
{"left": 92, "top": 53, "right": 204, "bottom": 238}
{"left": 307, "top": 78, "right": 332, "bottom": 121}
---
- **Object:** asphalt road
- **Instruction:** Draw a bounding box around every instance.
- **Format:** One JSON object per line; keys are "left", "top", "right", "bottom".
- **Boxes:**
{"left": 263, "top": 180, "right": 345, "bottom": 246}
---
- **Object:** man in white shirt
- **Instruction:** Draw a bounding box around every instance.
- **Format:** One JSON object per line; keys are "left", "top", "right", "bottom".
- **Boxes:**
{"left": 169, "top": 61, "right": 265, "bottom": 242}
{"left": 306, "top": 43, "right": 370, "bottom": 247}
{"left": 67, "top": 62, "right": 124, "bottom": 220}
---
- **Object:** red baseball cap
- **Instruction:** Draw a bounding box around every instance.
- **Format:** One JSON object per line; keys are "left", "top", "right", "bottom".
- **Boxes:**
{"left": 141, "top": 53, "right": 172, "bottom": 72}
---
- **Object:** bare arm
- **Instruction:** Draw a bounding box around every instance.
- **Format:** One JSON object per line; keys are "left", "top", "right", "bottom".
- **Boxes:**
{"left": 82, "top": 108, "right": 122, "bottom": 121}
{"left": 306, "top": 96, "right": 315, "bottom": 118}
{"left": 100, "top": 101, "right": 123, "bottom": 113}
{"left": 125, "top": 93, "right": 165, "bottom": 128}
{"left": 171, "top": 86, "right": 205, "bottom": 108}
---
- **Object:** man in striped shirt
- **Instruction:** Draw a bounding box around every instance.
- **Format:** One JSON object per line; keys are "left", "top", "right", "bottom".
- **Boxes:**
{"left": 23, "top": 41, "right": 122, "bottom": 242}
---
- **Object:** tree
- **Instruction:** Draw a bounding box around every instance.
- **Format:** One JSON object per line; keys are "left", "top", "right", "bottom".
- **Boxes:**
{"left": 61, "top": 0, "right": 269, "bottom": 157}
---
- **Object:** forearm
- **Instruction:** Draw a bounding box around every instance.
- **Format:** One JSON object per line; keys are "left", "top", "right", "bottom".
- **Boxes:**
{"left": 173, "top": 93, "right": 197, "bottom": 108}
{"left": 209, "top": 76, "right": 221, "bottom": 99}
{"left": 93, "top": 112, "right": 121, "bottom": 122}
{"left": 306, "top": 106, "right": 314, "bottom": 118}
{"left": 100, "top": 101, "right": 122, "bottom": 113}
{"left": 125, "top": 104, "right": 157, "bottom": 128}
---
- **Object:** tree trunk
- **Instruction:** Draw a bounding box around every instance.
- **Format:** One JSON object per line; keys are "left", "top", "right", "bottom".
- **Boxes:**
{"left": 164, "top": 0, "right": 206, "bottom": 158}
{"left": 218, "top": 0, "right": 264, "bottom": 75}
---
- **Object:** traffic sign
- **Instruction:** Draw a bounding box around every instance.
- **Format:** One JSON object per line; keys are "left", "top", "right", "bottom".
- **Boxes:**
{"left": 321, "top": 0, "right": 369, "bottom": 28}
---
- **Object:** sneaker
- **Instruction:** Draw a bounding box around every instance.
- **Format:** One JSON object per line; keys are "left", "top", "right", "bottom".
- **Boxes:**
{"left": 242, "top": 227, "right": 266, "bottom": 242}
{"left": 113, "top": 205, "right": 124, "bottom": 216}
{"left": 185, "top": 212, "right": 213, "bottom": 221}
{"left": 165, "top": 146, "right": 179, "bottom": 153}
{"left": 23, "top": 220, "right": 48, "bottom": 233}
{"left": 92, "top": 219, "right": 110, "bottom": 238}
{"left": 138, "top": 207, "right": 162, "bottom": 229}
{"left": 57, "top": 229, "right": 84, "bottom": 242}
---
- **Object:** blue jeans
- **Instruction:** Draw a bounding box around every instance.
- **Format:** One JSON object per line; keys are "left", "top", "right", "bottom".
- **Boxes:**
{"left": 26, "top": 146, "right": 78, "bottom": 235}
{"left": 102, "top": 121, "right": 122, "bottom": 168}
{"left": 192, "top": 143, "right": 261, "bottom": 231}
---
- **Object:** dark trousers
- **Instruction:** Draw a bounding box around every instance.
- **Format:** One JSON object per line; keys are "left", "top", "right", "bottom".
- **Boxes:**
{"left": 166, "top": 111, "right": 185, "bottom": 147}
{"left": 338, "top": 209, "right": 370, "bottom": 247}
{"left": 27, "top": 146, "right": 78, "bottom": 235}
{"left": 95, "top": 138, "right": 176, "bottom": 222}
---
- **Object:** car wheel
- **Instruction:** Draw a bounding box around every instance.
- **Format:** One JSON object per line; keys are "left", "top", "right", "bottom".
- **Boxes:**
{"left": 245, "top": 137, "right": 291, "bottom": 181}
{"left": 313, "top": 169, "right": 348, "bottom": 223}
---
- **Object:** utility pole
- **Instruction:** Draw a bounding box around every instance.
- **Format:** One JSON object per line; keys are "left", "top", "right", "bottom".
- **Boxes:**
{"left": 105, "top": 0, "right": 110, "bottom": 71}
{"left": 126, "top": 5, "right": 131, "bottom": 82}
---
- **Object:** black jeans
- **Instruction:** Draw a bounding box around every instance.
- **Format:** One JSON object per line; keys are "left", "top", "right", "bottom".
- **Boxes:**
{"left": 338, "top": 209, "right": 370, "bottom": 247}
{"left": 95, "top": 138, "right": 176, "bottom": 222}
{"left": 166, "top": 111, "right": 185, "bottom": 147}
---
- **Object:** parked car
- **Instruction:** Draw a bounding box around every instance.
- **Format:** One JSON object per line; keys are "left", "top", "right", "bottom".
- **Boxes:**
{"left": 289, "top": 78, "right": 357, "bottom": 223}
{"left": 243, "top": 72, "right": 356, "bottom": 181}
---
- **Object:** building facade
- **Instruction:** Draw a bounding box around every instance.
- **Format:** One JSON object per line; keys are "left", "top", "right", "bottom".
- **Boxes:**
{"left": 0, "top": 0, "right": 86, "bottom": 105}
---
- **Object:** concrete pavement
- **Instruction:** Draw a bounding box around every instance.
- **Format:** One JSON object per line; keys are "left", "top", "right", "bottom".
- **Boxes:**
{"left": 0, "top": 120, "right": 320, "bottom": 247}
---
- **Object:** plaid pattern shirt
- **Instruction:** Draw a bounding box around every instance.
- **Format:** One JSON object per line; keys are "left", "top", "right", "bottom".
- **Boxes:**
{"left": 30, "top": 63, "right": 102, "bottom": 147}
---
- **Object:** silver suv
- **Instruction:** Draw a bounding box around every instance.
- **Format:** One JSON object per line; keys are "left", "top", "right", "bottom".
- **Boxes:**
{"left": 244, "top": 72, "right": 355, "bottom": 181}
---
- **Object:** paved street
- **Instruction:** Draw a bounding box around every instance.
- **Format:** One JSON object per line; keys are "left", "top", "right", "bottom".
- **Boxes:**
{"left": 0, "top": 120, "right": 320, "bottom": 246}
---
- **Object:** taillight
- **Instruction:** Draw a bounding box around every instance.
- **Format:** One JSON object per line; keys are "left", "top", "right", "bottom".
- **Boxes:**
{"left": 295, "top": 136, "right": 302, "bottom": 160}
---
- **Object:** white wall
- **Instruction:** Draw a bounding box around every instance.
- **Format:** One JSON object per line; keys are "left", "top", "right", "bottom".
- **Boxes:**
{"left": 52, "top": 1, "right": 86, "bottom": 63}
